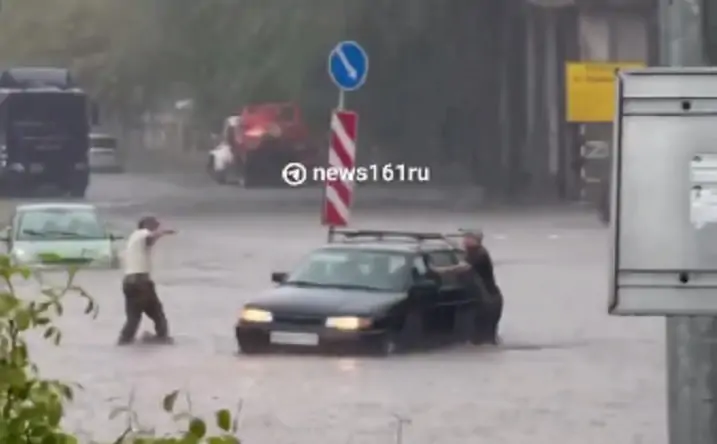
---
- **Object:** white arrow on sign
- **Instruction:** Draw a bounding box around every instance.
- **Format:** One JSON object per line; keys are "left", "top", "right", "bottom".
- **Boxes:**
{"left": 336, "top": 46, "right": 358, "bottom": 80}
{"left": 580, "top": 141, "right": 610, "bottom": 159}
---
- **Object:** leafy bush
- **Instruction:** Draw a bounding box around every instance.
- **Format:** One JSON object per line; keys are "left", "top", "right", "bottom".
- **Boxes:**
{"left": 0, "top": 256, "right": 241, "bottom": 443}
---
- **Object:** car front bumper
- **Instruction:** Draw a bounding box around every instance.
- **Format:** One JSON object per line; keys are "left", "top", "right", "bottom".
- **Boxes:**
{"left": 13, "top": 256, "right": 118, "bottom": 270}
{"left": 235, "top": 321, "right": 389, "bottom": 354}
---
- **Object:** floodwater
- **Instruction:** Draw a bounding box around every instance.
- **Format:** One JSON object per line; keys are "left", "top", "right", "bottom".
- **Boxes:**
{"left": 4, "top": 172, "right": 665, "bottom": 443}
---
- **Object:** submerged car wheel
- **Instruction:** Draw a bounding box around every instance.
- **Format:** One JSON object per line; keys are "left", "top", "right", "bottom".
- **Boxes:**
{"left": 207, "top": 155, "right": 228, "bottom": 184}
{"left": 397, "top": 310, "right": 423, "bottom": 351}
{"left": 238, "top": 339, "right": 268, "bottom": 355}
{"left": 371, "top": 332, "right": 399, "bottom": 357}
{"left": 68, "top": 185, "right": 87, "bottom": 198}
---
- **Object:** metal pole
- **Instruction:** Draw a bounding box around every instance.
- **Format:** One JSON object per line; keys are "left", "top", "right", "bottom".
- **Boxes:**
{"left": 338, "top": 90, "right": 345, "bottom": 111}
{"left": 662, "top": 1, "right": 717, "bottom": 443}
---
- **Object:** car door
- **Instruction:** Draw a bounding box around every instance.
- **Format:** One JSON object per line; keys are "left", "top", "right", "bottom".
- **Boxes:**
{"left": 425, "top": 250, "right": 465, "bottom": 335}
{"left": 407, "top": 255, "right": 442, "bottom": 335}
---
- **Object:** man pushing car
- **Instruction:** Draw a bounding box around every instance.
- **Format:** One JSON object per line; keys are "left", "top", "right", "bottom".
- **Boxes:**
{"left": 430, "top": 230, "right": 503, "bottom": 344}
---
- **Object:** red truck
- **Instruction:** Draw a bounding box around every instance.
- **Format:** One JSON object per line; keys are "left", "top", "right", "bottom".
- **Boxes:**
{"left": 207, "top": 102, "right": 323, "bottom": 187}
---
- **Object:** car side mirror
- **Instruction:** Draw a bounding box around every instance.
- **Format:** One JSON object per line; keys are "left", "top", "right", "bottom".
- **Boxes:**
{"left": 271, "top": 271, "right": 287, "bottom": 284}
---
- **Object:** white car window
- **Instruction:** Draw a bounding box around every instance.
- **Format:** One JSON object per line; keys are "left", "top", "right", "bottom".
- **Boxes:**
{"left": 16, "top": 208, "right": 106, "bottom": 241}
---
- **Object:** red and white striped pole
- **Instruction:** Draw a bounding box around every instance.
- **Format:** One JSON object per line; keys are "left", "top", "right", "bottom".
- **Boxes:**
{"left": 322, "top": 109, "right": 358, "bottom": 235}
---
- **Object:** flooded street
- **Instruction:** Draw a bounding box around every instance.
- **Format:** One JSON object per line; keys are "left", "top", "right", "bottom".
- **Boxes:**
{"left": 12, "top": 173, "right": 665, "bottom": 443}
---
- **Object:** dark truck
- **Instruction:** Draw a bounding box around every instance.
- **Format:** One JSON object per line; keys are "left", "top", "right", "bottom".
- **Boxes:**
{"left": 0, "top": 67, "right": 96, "bottom": 197}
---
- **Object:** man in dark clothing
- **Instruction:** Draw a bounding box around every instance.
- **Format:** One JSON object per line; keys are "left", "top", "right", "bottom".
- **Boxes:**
{"left": 117, "top": 216, "right": 176, "bottom": 345}
{"left": 431, "top": 230, "right": 503, "bottom": 344}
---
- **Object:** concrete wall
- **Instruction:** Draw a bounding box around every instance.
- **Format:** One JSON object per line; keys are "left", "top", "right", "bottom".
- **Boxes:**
{"left": 575, "top": 6, "right": 654, "bottom": 203}
{"left": 579, "top": 10, "right": 650, "bottom": 60}
{"left": 521, "top": 0, "right": 653, "bottom": 201}
{"left": 521, "top": 5, "right": 579, "bottom": 201}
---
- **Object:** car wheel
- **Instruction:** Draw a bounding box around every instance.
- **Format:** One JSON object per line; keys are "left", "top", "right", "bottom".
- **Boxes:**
{"left": 207, "top": 156, "right": 228, "bottom": 184}
{"left": 242, "top": 161, "right": 262, "bottom": 188}
{"left": 397, "top": 310, "right": 423, "bottom": 351}
{"left": 371, "top": 332, "right": 399, "bottom": 357}
{"left": 68, "top": 186, "right": 87, "bottom": 198}
{"left": 238, "top": 339, "right": 268, "bottom": 355}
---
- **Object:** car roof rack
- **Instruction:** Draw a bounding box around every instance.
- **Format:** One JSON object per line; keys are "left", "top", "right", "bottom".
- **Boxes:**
{"left": 329, "top": 229, "right": 462, "bottom": 246}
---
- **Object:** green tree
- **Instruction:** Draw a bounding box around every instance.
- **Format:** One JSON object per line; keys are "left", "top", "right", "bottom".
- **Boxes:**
{"left": 0, "top": 0, "right": 519, "bottom": 180}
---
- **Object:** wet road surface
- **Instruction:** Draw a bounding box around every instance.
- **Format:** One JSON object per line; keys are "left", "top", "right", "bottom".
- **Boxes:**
{"left": 10, "top": 173, "right": 664, "bottom": 443}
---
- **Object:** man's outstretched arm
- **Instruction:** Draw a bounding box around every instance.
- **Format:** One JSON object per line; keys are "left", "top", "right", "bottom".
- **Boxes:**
{"left": 145, "top": 228, "right": 176, "bottom": 246}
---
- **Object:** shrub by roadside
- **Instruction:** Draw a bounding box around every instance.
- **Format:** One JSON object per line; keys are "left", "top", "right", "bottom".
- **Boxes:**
{"left": 0, "top": 255, "right": 241, "bottom": 443}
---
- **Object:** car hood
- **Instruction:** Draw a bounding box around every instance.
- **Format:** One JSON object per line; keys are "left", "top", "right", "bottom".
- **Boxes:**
{"left": 13, "top": 239, "right": 113, "bottom": 261}
{"left": 250, "top": 285, "right": 407, "bottom": 317}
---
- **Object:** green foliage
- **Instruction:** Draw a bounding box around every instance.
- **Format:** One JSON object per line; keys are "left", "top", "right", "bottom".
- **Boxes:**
{"left": 106, "top": 388, "right": 242, "bottom": 444}
{"left": 0, "top": 1, "right": 486, "bottom": 127}
{"left": 0, "top": 0, "right": 518, "bottom": 178}
{"left": 0, "top": 254, "right": 241, "bottom": 443}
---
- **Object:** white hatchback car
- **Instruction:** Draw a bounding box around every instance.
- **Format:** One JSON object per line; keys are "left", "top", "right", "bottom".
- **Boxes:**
{"left": 89, "top": 133, "right": 123, "bottom": 173}
{"left": 1, "top": 202, "right": 123, "bottom": 269}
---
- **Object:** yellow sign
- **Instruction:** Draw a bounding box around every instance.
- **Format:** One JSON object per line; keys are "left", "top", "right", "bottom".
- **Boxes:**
{"left": 565, "top": 61, "right": 645, "bottom": 123}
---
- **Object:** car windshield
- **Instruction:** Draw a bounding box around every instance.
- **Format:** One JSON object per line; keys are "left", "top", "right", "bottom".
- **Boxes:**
{"left": 16, "top": 207, "right": 106, "bottom": 241}
{"left": 286, "top": 248, "right": 412, "bottom": 292}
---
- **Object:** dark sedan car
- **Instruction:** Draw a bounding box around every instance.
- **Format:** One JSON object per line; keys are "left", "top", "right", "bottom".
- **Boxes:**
{"left": 235, "top": 230, "right": 485, "bottom": 356}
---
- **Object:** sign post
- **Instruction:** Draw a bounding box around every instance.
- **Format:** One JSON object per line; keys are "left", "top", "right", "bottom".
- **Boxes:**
{"left": 610, "top": 68, "right": 717, "bottom": 443}
{"left": 322, "top": 110, "right": 358, "bottom": 228}
{"left": 325, "top": 41, "right": 368, "bottom": 240}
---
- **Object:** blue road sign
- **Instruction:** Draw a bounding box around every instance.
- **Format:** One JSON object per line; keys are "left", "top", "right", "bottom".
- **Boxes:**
{"left": 328, "top": 41, "right": 368, "bottom": 92}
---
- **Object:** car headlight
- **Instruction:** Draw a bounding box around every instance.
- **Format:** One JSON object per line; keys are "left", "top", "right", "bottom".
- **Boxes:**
{"left": 12, "top": 249, "right": 32, "bottom": 264}
{"left": 325, "top": 316, "right": 372, "bottom": 331}
{"left": 239, "top": 308, "right": 273, "bottom": 323}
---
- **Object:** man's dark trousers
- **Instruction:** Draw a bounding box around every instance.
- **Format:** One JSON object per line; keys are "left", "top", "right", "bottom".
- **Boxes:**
{"left": 118, "top": 273, "right": 169, "bottom": 343}
{"left": 478, "top": 291, "right": 503, "bottom": 343}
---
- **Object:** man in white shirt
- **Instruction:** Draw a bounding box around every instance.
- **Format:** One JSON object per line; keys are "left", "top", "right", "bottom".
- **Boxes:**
{"left": 117, "top": 216, "right": 176, "bottom": 345}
